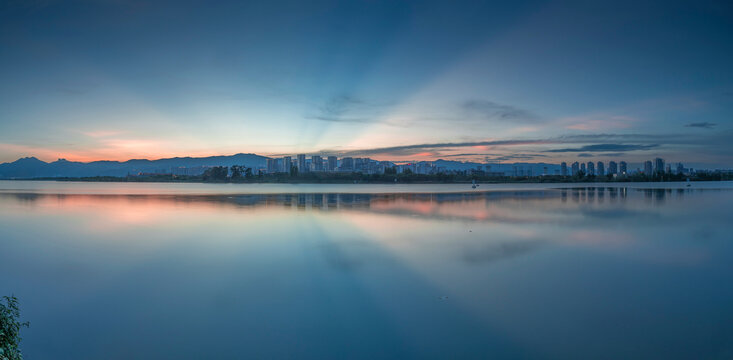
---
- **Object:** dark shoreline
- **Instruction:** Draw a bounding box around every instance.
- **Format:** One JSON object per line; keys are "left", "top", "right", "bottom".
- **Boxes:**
{"left": 2, "top": 173, "right": 730, "bottom": 184}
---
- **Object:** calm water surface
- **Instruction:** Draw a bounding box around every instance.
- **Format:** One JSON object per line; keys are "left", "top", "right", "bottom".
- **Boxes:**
{"left": 1, "top": 181, "right": 733, "bottom": 359}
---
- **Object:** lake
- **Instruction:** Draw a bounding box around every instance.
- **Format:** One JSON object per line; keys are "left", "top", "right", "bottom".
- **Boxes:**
{"left": 1, "top": 180, "right": 732, "bottom": 359}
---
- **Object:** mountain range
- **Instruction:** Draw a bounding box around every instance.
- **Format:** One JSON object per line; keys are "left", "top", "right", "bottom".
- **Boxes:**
{"left": 0, "top": 154, "right": 269, "bottom": 178}
{"left": 0, "top": 154, "right": 562, "bottom": 178}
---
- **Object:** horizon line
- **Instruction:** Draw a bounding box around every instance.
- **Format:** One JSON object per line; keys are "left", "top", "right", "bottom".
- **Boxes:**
{"left": 1, "top": 152, "right": 717, "bottom": 169}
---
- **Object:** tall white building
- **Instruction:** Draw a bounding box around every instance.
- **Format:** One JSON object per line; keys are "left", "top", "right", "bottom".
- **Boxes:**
{"left": 312, "top": 156, "right": 323, "bottom": 171}
{"left": 654, "top": 158, "right": 665, "bottom": 174}
{"left": 327, "top": 156, "right": 337, "bottom": 172}
{"left": 340, "top": 157, "right": 354, "bottom": 171}
{"left": 619, "top": 161, "right": 627, "bottom": 176}
{"left": 282, "top": 156, "right": 292, "bottom": 173}
{"left": 297, "top": 154, "right": 307, "bottom": 172}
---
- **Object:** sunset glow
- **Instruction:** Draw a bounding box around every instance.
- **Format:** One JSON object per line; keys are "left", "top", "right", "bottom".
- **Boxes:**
{"left": 0, "top": 1, "right": 731, "bottom": 167}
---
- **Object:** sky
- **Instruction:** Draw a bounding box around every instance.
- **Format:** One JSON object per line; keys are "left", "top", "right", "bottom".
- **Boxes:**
{"left": 1, "top": 0, "right": 732, "bottom": 167}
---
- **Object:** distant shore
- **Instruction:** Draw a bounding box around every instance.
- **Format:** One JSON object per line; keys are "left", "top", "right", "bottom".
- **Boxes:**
{"left": 2, "top": 172, "right": 731, "bottom": 184}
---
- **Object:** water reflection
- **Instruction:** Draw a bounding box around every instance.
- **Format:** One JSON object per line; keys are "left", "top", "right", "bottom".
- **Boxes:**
{"left": 1, "top": 186, "right": 733, "bottom": 359}
{"left": 0, "top": 187, "right": 716, "bottom": 227}
{"left": 1, "top": 187, "right": 707, "bottom": 208}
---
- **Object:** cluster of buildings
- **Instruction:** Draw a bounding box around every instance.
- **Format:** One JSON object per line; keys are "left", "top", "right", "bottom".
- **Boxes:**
{"left": 131, "top": 155, "right": 711, "bottom": 179}
{"left": 265, "top": 155, "right": 445, "bottom": 175}
{"left": 560, "top": 158, "right": 691, "bottom": 177}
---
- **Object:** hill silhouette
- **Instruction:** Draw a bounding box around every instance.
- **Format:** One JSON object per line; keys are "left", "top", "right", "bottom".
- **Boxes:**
{"left": 0, "top": 154, "right": 268, "bottom": 178}
{"left": 0, "top": 154, "right": 568, "bottom": 179}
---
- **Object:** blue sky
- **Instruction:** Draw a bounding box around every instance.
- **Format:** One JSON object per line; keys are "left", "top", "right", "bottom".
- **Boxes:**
{"left": 1, "top": 0, "right": 732, "bottom": 167}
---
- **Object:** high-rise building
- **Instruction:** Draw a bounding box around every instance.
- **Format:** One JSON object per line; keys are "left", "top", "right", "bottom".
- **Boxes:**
{"left": 340, "top": 157, "right": 354, "bottom": 172}
{"left": 297, "top": 154, "right": 307, "bottom": 172}
{"left": 644, "top": 161, "right": 653, "bottom": 175}
{"left": 282, "top": 156, "right": 292, "bottom": 173}
{"left": 587, "top": 162, "right": 595, "bottom": 176}
{"left": 608, "top": 161, "right": 618, "bottom": 175}
{"left": 417, "top": 162, "right": 435, "bottom": 175}
{"left": 597, "top": 161, "right": 605, "bottom": 176}
{"left": 266, "top": 158, "right": 276, "bottom": 173}
{"left": 676, "top": 162, "right": 684, "bottom": 174}
{"left": 354, "top": 158, "right": 366, "bottom": 172}
{"left": 580, "top": 162, "right": 586, "bottom": 174}
{"left": 312, "top": 155, "right": 323, "bottom": 171}
{"left": 327, "top": 156, "right": 337, "bottom": 172}
{"left": 571, "top": 162, "right": 579, "bottom": 176}
{"left": 561, "top": 162, "right": 568, "bottom": 176}
{"left": 619, "top": 161, "right": 627, "bottom": 176}
{"left": 654, "top": 158, "right": 664, "bottom": 174}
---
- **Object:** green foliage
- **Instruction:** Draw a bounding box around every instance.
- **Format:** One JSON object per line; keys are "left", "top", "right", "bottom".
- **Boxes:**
{"left": 202, "top": 166, "right": 229, "bottom": 181}
{"left": 47, "top": 167, "right": 733, "bottom": 183}
{"left": 229, "top": 165, "right": 245, "bottom": 179}
{"left": 0, "top": 296, "right": 29, "bottom": 360}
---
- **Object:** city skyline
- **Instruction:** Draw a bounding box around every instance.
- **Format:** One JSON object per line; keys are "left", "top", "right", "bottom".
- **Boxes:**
{"left": 2, "top": 150, "right": 714, "bottom": 179}
{"left": 1, "top": 1, "right": 732, "bottom": 167}
{"left": 4, "top": 2, "right": 733, "bottom": 359}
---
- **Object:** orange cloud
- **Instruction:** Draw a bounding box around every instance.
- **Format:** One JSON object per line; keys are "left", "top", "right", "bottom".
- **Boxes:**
{"left": 0, "top": 139, "right": 219, "bottom": 163}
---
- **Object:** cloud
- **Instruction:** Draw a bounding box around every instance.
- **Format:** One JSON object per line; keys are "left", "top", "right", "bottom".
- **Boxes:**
{"left": 333, "top": 136, "right": 668, "bottom": 157}
{"left": 440, "top": 153, "right": 488, "bottom": 157}
{"left": 308, "top": 115, "right": 371, "bottom": 123}
{"left": 305, "top": 95, "right": 385, "bottom": 124}
{"left": 685, "top": 122, "right": 717, "bottom": 129}
{"left": 483, "top": 153, "right": 548, "bottom": 162}
{"left": 462, "top": 99, "right": 537, "bottom": 122}
{"left": 556, "top": 133, "right": 672, "bottom": 141}
{"left": 544, "top": 144, "right": 659, "bottom": 153}
{"left": 563, "top": 115, "right": 636, "bottom": 130}
{"left": 577, "top": 153, "right": 594, "bottom": 157}
{"left": 281, "top": 129, "right": 733, "bottom": 165}
{"left": 334, "top": 139, "right": 552, "bottom": 157}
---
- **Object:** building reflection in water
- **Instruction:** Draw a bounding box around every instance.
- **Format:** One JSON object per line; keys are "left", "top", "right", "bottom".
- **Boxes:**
{"left": 563, "top": 187, "right": 632, "bottom": 204}
{"left": 0, "top": 187, "right": 708, "bottom": 219}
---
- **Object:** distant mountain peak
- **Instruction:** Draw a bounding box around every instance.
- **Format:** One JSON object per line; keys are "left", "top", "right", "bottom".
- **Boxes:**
{"left": 14, "top": 156, "right": 45, "bottom": 164}
{"left": 0, "top": 153, "right": 269, "bottom": 178}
